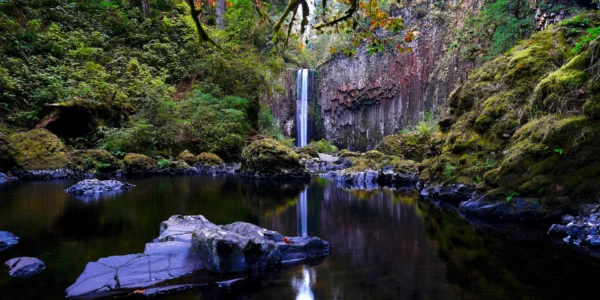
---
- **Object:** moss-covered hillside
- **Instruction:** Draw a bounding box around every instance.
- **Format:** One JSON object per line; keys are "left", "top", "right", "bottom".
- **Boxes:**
{"left": 379, "top": 12, "right": 600, "bottom": 209}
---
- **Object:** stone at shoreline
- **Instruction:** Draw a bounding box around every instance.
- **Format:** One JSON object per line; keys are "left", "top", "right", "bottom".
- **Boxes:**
{"left": 5, "top": 257, "right": 46, "bottom": 278}
{"left": 0, "top": 231, "right": 19, "bottom": 252}
{"left": 66, "top": 215, "right": 331, "bottom": 299}
{"left": 0, "top": 172, "right": 6, "bottom": 184}
{"left": 13, "top": 168, "right": 91, "bottom": 180}
{"left": 196, "top": 163, "right": 239, "bottom": 175}
{"left": 458, "top": 195, "right": 558, "bottom": 222}
{"left": 548, "top": 208, "right": 600, "bottom": 256}
{"left": 65, "top": 179, "right": 135, "bottom": 195}
{"left": 420, "top": 184, "right": 474, "bottom": 206}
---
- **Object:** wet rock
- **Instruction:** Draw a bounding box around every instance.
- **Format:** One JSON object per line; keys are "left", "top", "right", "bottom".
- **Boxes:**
{"left": 0, "top": 172, "right": 6, "bottom": 184}
{"left": 158, "top": 215, "right": 218, "bottom": 242}
{"left": 65, "top": 179, "right": 135, "bottom": 195}
{"left": 304, "top": 156, "right": 350, "bottom": 174}
{"left": 5, "top": 257, "right": 46, "bottom": 278}
{"left": 547, "top": 224, "right": 569, "bottom": 237}
{"left": 221, "top": 222, "right": 284, "bottom": 242}
{"left": 13, "top": 168, "right": 90, "bottom": 180}
{"left": 0, "top": 231, "right": 19, "bottom": 252}
{"left": 561, "top": 214, "right": 575, "bottom": 224}
{"left": 192, "top": 227, "right": 281, "bottom": 274}
{"left": 458, "top": 196, "right": 555, "bottom": 222}
{"left": 420, "top": 184, "right": 474, "bottom": 206}
{"left": 196, "top": 163, "right": 239, "bottom": 175}
{"left": 278, "top": 236, "right": 332, "bottom": 263}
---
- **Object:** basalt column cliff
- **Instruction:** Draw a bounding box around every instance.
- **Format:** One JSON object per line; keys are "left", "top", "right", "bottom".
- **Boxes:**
{"left": 316, "top": 0, "right": 483, "bottom": 150}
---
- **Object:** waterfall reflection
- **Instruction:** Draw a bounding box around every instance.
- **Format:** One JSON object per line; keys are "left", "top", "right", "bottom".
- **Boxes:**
{"left": 294, "top": 188, "right": 314, "bottom": 300}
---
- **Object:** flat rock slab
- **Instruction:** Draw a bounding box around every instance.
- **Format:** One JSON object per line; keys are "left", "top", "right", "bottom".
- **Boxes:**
{"left": 66, "top": 242, "right": 202, "bottom": 298}
{"left": 0, "top": 231, "right": 19, "bottom": 252}
{"left": 5, "top": 257, "right": 46, "bottom": 278}
{"left": 65, "top": 179, "right": 135, "bottom": 195}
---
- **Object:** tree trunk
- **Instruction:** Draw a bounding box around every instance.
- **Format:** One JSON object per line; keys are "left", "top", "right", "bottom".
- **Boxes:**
{"left": 216, "top": 0, "right": 225, "bottom": 29}
{"left": 141, "top": 0, "right": 151, "bottom": 18}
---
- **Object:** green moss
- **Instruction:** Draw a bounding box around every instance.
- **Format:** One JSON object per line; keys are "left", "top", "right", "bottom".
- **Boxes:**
{"left": 196, "top": 152, "right": 225, "bottom": 166}
{"left": 240, "top": 138, "right": 307, "bottom": 177}
{"left": 376, "top": 132, "right": 429, "bottom": 162}
{"left": 8, "top": 129, "right": 70, "bottom": 171}
{"left": 0, "top": 132, "right": 15, "bottom": 171}
{"left": 339, "top": 149, "right": 361, "bottom": 158}
{"left": 583, "top": 96, "right": 600, "bottom": 120}
{"left": 296, "top": 144, "right": 320, "bottom": 158}
{"left": 177, "top": 150, "right": 197, "bottom": 165}
{"left": 124, "top": 153, "right": 156, "bottom": 171}
{"left": 311, "top": 139, "right": 338, "bottom": 153}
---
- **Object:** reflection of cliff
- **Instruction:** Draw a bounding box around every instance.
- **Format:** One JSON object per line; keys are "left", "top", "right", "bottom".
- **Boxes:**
{"left": 270, "top": 184, "right": 456, "bottom": 299}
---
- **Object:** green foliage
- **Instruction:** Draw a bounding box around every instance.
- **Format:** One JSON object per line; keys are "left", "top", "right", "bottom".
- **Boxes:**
{"left": 83, "top": 158, "right": 111, "bottom": 171}
{"left": 572, "top": 26, "right": 600, "bottom": 54}
{"left": 401, "top": 111, "right": 438, "bottom": 138}
{"left": 443, "top": 163, "right": 456, "bottom": 181}
{"left": 157, "top": 157, "right": 172, "bottom": 169}
{"left": 311, "top": 140, "right": 339, "bottom": 154}
{"left": 554, "top": 148, "right": 564, "bottom": 155}
{"left": 502, "top": 192, "right": 519, "bottom": 203}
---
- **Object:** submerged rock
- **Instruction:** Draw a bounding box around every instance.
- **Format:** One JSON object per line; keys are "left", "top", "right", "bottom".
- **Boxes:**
{"left": 240, "top": 138, "right": 309, "bottom": 180}
{"left": 0, "top": 231, "right": 19, "bottom": 252}
{"left": 65, "top": 179, "right": 135, "bottom": 195}
{"left": 67, "top": 215, "right": 331, "bottom": 299}
{"left": 5, "top": 257, "right": 46, "bottom": 278}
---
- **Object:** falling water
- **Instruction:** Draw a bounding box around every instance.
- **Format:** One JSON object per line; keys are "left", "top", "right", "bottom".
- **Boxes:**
{"left": 296, "top": 69, "right": 309, "bottom": 147}
{"left": 297, "top": 189, "right": 308, "bottom": 237}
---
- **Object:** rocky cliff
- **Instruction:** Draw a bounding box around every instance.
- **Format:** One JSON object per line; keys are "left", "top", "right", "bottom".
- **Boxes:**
{"left": 316, "top": 0, "right": 483, "bottom": 150}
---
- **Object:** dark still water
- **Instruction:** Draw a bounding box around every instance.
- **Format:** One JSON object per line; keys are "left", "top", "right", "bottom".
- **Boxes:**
{"left": 1, "top": 175, "right": 600, "bottom": 300}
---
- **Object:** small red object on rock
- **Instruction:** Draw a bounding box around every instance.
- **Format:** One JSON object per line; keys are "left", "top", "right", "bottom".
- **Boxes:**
{"left": 283, "top": 237, "right": 292, "bottom": 244}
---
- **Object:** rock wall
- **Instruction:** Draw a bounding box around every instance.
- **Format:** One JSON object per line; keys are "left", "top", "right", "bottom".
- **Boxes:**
{"left": 260, "top": 69, "right": 298, "bottom": 137}
{"left": 316, "top": 0, "right": 483, "bottom": 151}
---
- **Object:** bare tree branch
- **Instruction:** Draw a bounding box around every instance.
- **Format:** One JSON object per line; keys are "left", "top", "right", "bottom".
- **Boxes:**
{"left": 314, "top": 0, "right": 359, "bottom": 30}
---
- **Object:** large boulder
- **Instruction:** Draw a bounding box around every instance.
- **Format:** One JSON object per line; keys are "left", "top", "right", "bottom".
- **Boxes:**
{"left": 241, "top": 138, "right": 309, "bottom": 180}
{"left": 295, "top": 144, "right": 319, "bottom": 159}
{"left": 8, "top": 129, "right": 70, "bottom": 171}
{"left": 196, "top": 152, "right": 224, "bottom": 166}
{"left": 192, "top": 227, "right": 281, "bottom": 274}
{"left": 123, "top": 153, "right": 156, "bottom": 173}
{"left": 0, "top": 231, "right": 19, "bottom": 252}
{"left": 5, "top": 257, "right": 46, "bottom": 278}
{"left": 65, "top": 179, "right": 135, "bottom": 195}
{"left": 177, "top": 150, "right": 197, "bottom": 165}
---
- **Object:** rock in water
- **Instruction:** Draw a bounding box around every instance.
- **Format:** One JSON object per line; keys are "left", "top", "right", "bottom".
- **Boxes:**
{"left": 5, "top": 257, "right": 46, "bottom": 278}
{"left": 65, "top": 179, "right": 134, "bottom": 195}
{"left": 158, "top": 215, "right": 218, "bottom": 242}
{"left": 0, "top": 231, "right": 19, "bottom": 252}
{"left": 0, "top": 172, "right": 6, "bottom": 184}
{"left": 240, "top": 138, "right": 310, "bottom": 180}
{"left": 66, "top": 215, "right": 331, "bottom": 298}
{"left": 192, "top": 227, "right": 281, "bottom": 274}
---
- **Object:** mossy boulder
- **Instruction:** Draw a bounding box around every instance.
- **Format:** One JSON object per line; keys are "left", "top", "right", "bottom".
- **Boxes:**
{"left": 0, "top": 132, "right": 15, "bottom": 171}
{"left": 241, "top": 138, "right": 309, "bottom": 180}
{"left": 393, "top": 159, "right": 419, "bottom": 174}
{"left": 296, "top": 144, "right": 319, "bottom": 159}
{"left": 339, "top": 149, "right": 361, "bottom": 158}
{"left": 177, "top": 150, "right": 198, "bottom": 165}
{"left": 196, "top": 152, "right": 225, "bottom": 166}
{"left": 70, "top": 149, "right": 121, "bottom": 171}
{"left": 8, "top": 129, "right": 70, "bottom": 171}
{"left": 124, "top": 153, "right": 156, "bottom": 171}
{"left": 376, "top": 132, "right": 428, "bottom": 162}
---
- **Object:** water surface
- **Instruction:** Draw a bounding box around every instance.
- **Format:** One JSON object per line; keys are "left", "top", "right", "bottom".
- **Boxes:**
{"left": 0, "top": 175, "right": 599, "bottom": 299}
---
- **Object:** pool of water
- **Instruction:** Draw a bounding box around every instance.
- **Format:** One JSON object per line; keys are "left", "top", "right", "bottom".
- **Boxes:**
{"left": 1, "top": 175, "right": 599, "bottom": 299}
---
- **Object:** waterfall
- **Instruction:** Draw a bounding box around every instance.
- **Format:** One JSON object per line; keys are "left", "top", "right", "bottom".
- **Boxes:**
{"left": 297, "top": 189, "right": 308, "bottom": 237}
{"left": 296, "top": 69, "right": 309, "bottom": 147}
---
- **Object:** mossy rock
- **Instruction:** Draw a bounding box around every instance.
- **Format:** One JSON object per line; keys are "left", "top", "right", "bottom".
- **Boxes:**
{"left": 311, "top": 139, "right": 339, "bottom": 153}
{"left": 241, "top": 138, "right": 308, "bottom": 179}
{"left": 8, "top": 129, "right": 70, "bottom": 171}
{"left": 177, "top": 150, "right": 197, "bottom": 165}
{"left": 196, "top": 152, "right": 225, "bottom": 166}
{"left": 70, "top": 149, "right": 121, "bottom": 171}
{"left": 376, "top": 133, "right": 428, "bottom": 162}
{"left": 296, "top": 144, "right": 319, "bottom": 158}
{"left": 393, "top": 159, "right": 419, "bottom": 174}
{"left": 0, "top": 132, "right": 15, "bottom": 171}
{"left": 124, "top": 153, "right": 157, "bottom": 171}
{"left": 583, "top": 95, "right": 600, "bottom": 120}
{"left": 339, "top": 149, "right": 361, "bottom": 158}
